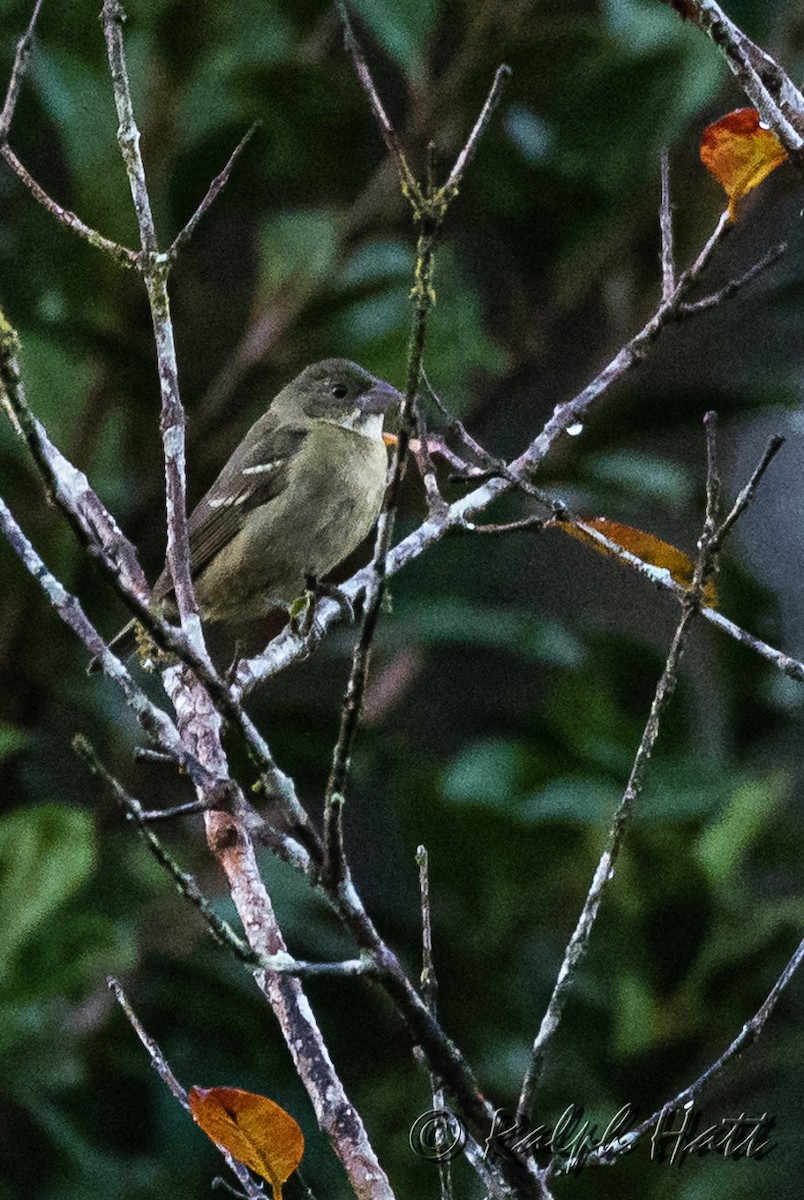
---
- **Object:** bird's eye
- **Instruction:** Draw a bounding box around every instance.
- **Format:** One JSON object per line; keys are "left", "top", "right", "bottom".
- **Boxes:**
{"left": 331, "top": 384, "right": 348, "bottom": 399}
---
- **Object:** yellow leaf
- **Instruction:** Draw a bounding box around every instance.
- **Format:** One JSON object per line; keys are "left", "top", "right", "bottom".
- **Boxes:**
{"left": 189, "top": 1086, "right": 304, "bottom": 1199}
{"left": 553, "top": 516, "right": 717, "bottom": 607}
{"left": 700, "top": 108, "right": 787, "bottom": 221}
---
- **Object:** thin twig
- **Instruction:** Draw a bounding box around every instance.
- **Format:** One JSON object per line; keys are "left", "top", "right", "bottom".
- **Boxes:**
{"left": 444, "top": 64, "right": 511, "bottom": 191}
{"left": 459, "top": 515, "right": 545, "bottom": 535}
{"left": 548, "top": 932, "right": 804, "bottom": 1177}
{"left": 0, "top": 0, "right": 45, "bottom": 138}
{"left": 676, "top": 242, "right": 788, "bottom": 318}
{"left": 137, "top": 798, "right": 216, "bottom": 820}
{"left": 712, "top": 435, "right": 784, "bottom": 549}
{"left": 1, "top": 145, "right": 138, "bottom": 267}
{"left": 107, "top": 977, "right": 264, "bottom": 1200}
{"left": 517, "top": 598, "right": 698, "bottom": 1122}
{"left": 336, "top": 0, "right": 421, "bottom": 202}
{"left": 325, "top": 16, "right": 505, "bottom": 883}
{"left": 101, "top": 0, "right": 198, "bottom": 638}
{"left": 416, "top": 846, "right": 455, "bottom": 1200}
{"left": 417, "top": 846, "right": 437, "bottom": 1013}
{"left": 170, "top": 122, "right": 260, "bottom": 258}
{"left": 74, "top": 736, "right": 260, "bottom": 965}
{"left": 659, "top": 149, "right": 675, "bottom": 300}
{"left": 421, "top": 367, "right": 560, "bottom": 509}
{"left": 414, "top": 408, "right": 449, "bottom": 518}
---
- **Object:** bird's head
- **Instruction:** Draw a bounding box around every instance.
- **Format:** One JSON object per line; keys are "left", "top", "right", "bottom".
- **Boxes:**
{"left": 275, "top": 358, "right": 402, "bottom": 434}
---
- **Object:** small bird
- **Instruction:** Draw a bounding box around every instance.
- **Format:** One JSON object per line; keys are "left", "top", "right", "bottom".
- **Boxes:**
{"left": 98, "top": 358, "right": 401, "bottom": 665}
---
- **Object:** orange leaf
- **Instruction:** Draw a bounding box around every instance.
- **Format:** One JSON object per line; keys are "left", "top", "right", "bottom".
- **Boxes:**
{"left": 700, "top": 108, "right": 787, "bottom": 220}
{"left": 189, "top": 1086, "right": 304, "bottom": 1199}
{"left": 382, "top": 432, "right": 399, "bottom": 446}
{"left": 553, "top": 517, "right": 717, "bottom": 607}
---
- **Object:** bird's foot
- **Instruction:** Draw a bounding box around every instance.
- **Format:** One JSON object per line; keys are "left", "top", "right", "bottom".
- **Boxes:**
{"left": 289, "top": 576, "right": 355, "bottom": 639}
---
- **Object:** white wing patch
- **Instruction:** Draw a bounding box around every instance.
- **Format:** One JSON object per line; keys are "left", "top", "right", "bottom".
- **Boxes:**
{"left": 242, "top": 460, "right": 282, "bottom": 475}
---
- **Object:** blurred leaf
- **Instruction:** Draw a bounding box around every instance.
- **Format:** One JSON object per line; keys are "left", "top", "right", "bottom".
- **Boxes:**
{"left": 696, "top": 772, "right": 788, "bottom": 883}
{"left": 350, "top": 0, "right": 438, "bottom": 79}
{"left": 521, "top": 775, "right": 620, "bottom": 824}
{"left": 341, "top": 240, "right": 411, "bottom": 287}
{"left": 17, "top": 331, "right": 93, "bottom": 445}
{"left": 586, "top": 451, "right": 693, "bottom": 510}
{"left": 0, "top": 722, "right": 28, "bottom": 761}
{"left": 0, "top": 805, "right": 94, "bottom": 964}
{"left": 258, "top": 209, "right": 340, "bottom": 294}
{"left": 189, "top": 1086, "right": 303, "bottom": 1197}
{"left": 401, "top": 597, "right": 586, "bottom": 668}
{"left": 442, "top": 738, "right": 531, "bottom": 809}
{"left": 504, "top": 105, "right": 554, "bottom": 166}
{"left": 612, "top": 970, "right": 662, "bottom": 1055}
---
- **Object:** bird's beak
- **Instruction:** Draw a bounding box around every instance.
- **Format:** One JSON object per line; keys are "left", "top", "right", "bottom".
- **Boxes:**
{"left": 360, "top": 377, "right": 403, "bottom": 415}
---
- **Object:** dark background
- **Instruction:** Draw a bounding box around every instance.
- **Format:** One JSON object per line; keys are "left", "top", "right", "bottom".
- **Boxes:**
{"left": 2, "top": 1, "right": 804, "bottom": 1197}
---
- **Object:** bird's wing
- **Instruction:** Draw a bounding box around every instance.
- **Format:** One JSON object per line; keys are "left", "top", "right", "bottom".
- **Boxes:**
{"left": 186, "top": 416, "right": 308, "bottom": 578}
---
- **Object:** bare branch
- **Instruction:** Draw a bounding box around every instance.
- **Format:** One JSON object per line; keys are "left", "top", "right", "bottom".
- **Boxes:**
{"left": 676, "top": 1, "right": 804, "bottom": 159}
{"left": 0, "top": 495, "right": 222, "bottom": 793}
{"left": 677, "top": 241, "right": 788, "bottom": 318}
{"left": 0, "top": 0, "right": 45, "bottom": 140}
{"left": 170, "top": 122, "right": 260, "bottom": 258}
{"left": 101, "top": 0, "right": 199, "bottom": 640}
{"left": 713, "top": 434, "right": 784, "bottom": 547}
{"left": 659, "top": 149, "right": 675, "bottom": 299}
{"left": 1, "top": 144, "right": 138, "bottom": 267}
{"left": 0, "top": 308, "right": 149, "bottom": 599}
{"left": 108, "top": 977, "right": 265, "bottom": 1200}
{"left": 336, "top": 0, "right": 421, "bottom": 202}
{"left": 445, "top": 64, "right": 511, "bottom": 192}
{"left": 516, "top": 413, "right": 785, "bottom": 1121}
{"left": 206, "top": 816, "right": 397, "bottom": 1200}
{"left": 549, "top": 931, "right": 804, "bottom": 1176}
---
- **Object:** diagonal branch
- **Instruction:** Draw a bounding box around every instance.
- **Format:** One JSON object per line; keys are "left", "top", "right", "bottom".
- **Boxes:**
{"left": 515, "top": 415, "right": 785, "bottom": 1122}
{"left": 670, "top": 0, "right": 804, "bottom": 158}
{"left": 0, "top": 0, "right": 44, "bottom": 139}
{"left": 548, "top": 930, "right": 804, "bottom": 1176}
{"left": 108, "top": 977, "right": 265, "bottom": 1200}
{"left": 170, "top": 122, "right": 260, "bottom": 258}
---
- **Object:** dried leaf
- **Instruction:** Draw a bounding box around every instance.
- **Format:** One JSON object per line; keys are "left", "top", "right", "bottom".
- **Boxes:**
{"left": 700, "top": 108, "right": 787, "bottom": 220}
{"left": 554, "top": 517, "right": 717, "bottom": 607}
{"left": 189, "top": 1085, "right": 304, "bottom": 1199}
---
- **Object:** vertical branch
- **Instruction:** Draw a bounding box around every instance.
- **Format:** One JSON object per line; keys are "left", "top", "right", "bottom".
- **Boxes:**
{"left": 323, "top": 34, "right": 511, "bottom": 880}
{"left": 659, "top": 149, "right": 675, "bottom": 300}
{"left": 100, "top": 0, "right": 199, "bottom": 646}
{"left": 416, "top": 846, "right": 454, "bottom": 1200}
{"left": 206, "top": 814, "right": 396, "bottom": 1200}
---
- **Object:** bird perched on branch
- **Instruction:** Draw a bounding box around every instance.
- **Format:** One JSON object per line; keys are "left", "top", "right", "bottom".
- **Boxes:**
{"left": 96, "top": 358, "right": 401, "bottom": 666}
